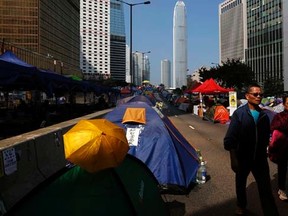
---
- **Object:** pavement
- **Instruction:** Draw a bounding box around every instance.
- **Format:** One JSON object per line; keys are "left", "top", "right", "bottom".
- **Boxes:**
{"left": 160, "top": 102, "right": 288, "bottom": 216}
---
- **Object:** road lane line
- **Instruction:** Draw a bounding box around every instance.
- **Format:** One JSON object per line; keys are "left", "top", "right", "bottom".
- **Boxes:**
{"left": 189, "top": 125, "right": 195, "bottom": 130}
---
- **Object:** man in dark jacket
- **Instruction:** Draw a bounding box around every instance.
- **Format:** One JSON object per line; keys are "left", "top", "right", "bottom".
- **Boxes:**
{"left": 224, "top": 83, "right": 279, "bottom": 216}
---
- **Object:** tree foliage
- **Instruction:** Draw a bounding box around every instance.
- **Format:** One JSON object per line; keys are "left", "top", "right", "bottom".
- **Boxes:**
{"left": 263, "top": 77, "right": 284, "bottom": 96}
{"left": 198, "top": 59, "right": 255, "bottom": 91}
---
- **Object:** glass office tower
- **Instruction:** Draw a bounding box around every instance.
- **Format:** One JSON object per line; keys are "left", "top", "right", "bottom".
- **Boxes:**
{"left": 173, "top": 0, "right": 188, "bottom": 88}
{"left": 0, "top": 0, "right": 80, "bottom": 75}
{"left": 245, "top": 0, "right": 283, "bottom": 87}
{"left": 110, "top": 0, "right": 126, "bottom": 82}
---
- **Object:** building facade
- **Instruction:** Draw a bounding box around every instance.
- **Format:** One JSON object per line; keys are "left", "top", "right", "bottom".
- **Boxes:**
{"left": 161, "top": 59, "right": 171, "bottom": 88}
{"left": 245, "top": 0, "right": 284, "bottom": 87}
{"left": 110, "top": 0, "right": 126, "bottom": 82}
{"left": 133, "top": 52, "right": 151, "bottom": 85}
{"left": 284, "top": 0, "right": 288, "bottom": 91}
{"left": 0, "top": 0, "right": 80, "bottom": 75}
{"left": 173, "top": 0, "right": 188, "bottom": 88}
{"left": 80, "top": 0, "right": 110, "bottom": 80}
{"left": 219, "top": 0, "right": 246, "bottom": 63}
{"left": 219, "top": 0, "right": 288, "bottom": 92}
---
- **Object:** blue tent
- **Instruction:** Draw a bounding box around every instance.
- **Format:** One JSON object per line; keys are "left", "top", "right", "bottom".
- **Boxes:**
{"left": 105, "top": 101, "right": 199, "bottom": 194}
{"left": 116, "top": 95, "right": 155, "bottom": 106}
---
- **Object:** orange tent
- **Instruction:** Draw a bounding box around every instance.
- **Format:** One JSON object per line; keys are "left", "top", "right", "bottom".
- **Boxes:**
{"left": 203, "top": 105, "right": 230, "bottom": 124}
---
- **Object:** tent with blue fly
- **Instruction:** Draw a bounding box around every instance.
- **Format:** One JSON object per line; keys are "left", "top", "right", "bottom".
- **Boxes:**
{"left": 116, "top": 95, "right": 155, "bottom": 106}
{"left": 105, "top": 101, "right": 200, "bottom": 194}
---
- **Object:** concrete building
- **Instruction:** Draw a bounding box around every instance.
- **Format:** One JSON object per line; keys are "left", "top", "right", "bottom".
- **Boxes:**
{"left": 80, "top": 0, "right": 110, "bottom": 80}
{"left": 133, "top": 52, "right": 151, "bottom": 85}
{"left": 219, "top": 0, "right": 247, "bottom": 63}
{"left": 81, "top": 0, "right": 126, "bottom": 82}
{"left": 173, "top": 0, "right": 188, "bottom": 88}
{"left": 161, "top": 59, "right": 171, "bottom": 88}
{"left": 219, "top": 0, "right": 288, "bottom": 91}
{"left": 0, "top": 0, "right": 80, "bottom": 75}
{"left": 125, "top": 45, "right": 131, "bottom": 83}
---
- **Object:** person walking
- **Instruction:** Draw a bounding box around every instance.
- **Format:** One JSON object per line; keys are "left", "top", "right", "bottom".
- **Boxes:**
{"left": 270, "top": 95, "right": 288, "bottom": 201}
{"left": 224, "top": 83, "right": 279, "bottom": 216}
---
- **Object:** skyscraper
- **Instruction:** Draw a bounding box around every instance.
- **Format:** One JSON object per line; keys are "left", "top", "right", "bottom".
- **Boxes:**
{"left": 245, "top": 0, "right": 284, "bottom": 88}
{"left": 133, "top": 52, "right": 151, "bottom": 85}
{"left": 219, "top": 0, "right": 288, "bottom": 91}
{"left": 110, "top": 0, "right": 126, "bottom": 82}
{"left": 219, "top": 0, "right": 246, "bottom": 63}
{"left": 173, "top": 0, "right": 188, "bottom": 88}
{"left": 80, "top": 0, "right": 110, "bottom": 80}
{"left": 0, "top": 0, "right": 80, "bottom": 75}
{"left": 161, "top": 59, "right": 171, "bottom": 88}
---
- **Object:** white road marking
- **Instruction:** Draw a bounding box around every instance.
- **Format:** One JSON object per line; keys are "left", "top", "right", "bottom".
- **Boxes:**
{"left": 189, "top": 125, "right": 195, "bottom": 130}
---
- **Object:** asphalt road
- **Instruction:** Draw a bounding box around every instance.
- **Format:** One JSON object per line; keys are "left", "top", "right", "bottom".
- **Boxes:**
{"left": 161, "top": 104, "right": 288, "bottom": 216}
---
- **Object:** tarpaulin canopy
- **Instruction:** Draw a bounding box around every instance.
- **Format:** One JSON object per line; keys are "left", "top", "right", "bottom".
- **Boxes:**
{"left": 185, "top": 82, "right": 202, "bottom": 93}
{"left": 192, "top": 78, "right": 231, "bottom": 94}
{"left": 0, "top": 50, "right": 39, "bottom": 90}
{"left": 0, "top": 51, "right": 112, "bottom": 95}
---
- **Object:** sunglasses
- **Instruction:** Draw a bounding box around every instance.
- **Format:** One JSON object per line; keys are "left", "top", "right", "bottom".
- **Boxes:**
{"left": 248, "top": 93, "right": 264, "bottom": 97}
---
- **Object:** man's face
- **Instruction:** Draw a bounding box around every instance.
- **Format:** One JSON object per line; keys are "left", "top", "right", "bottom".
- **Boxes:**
{"left": 245, "top": 87, "right": 263, "bottom": 106}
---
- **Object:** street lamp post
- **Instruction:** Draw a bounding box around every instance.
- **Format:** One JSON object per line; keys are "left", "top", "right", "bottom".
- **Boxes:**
{"left": 116, "top": 0, "right": 150, "bottom": 84}
{"left": 136, "top": 50, "right": 150, "bottom": 83}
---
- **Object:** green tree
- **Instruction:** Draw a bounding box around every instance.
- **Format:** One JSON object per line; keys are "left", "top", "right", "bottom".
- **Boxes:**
{"left": 198, "top": 59, "right": 255, "bottom": 91}
{"left": 263, "top": 77, "right": 284, "bottom": 96}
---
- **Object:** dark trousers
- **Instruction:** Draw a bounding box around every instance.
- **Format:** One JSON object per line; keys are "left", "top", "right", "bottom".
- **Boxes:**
{"left": 236, "top": 159, "right": 279, "bottom": 216}
{"left": 278, "top": 160, "right": 287, "bottom": 190}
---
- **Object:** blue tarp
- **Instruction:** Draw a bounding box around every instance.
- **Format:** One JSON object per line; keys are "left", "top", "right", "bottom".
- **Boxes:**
{"left": 116, "top": 95, "right": 155, "bottom": 106}
{"left": 0, "top": 50, "right": 39, "bottom": 89}
{"left": 105, "top": 101, "right": 199, "bottom": 194}
{"left": 0, "top": 51, "right": 112, "bottom": 95}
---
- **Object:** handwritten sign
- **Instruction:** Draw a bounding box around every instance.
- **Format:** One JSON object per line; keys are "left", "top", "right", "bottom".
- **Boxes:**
{"left": 126, "top": 128, "right": 141, "bottom": 146}
{"left": 2, "top": 148, "right": 17, "bottom": 175}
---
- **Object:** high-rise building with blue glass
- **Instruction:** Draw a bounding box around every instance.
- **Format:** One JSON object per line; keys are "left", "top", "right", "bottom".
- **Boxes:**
{"left": 80, "top": 0, "right": 126, "bottom": 81}
{"left": 173, "top": 0, "right": 187, "bottom": 88}
{"left": 110, "top": 0, "right": 126, "bottom": 81}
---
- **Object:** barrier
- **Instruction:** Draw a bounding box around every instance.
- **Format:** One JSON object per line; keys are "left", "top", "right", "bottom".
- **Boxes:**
{"left": 0, "top": 109, "right": 112, "bottom": 214}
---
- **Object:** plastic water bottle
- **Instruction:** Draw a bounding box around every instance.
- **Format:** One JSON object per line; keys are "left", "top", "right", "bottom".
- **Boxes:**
{"left": 196, "top": 161, "right": 207, "bottom": 184}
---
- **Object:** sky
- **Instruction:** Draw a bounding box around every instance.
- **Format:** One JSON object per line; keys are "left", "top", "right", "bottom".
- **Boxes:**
{"left": 122, "top": 0, "right": 224, "bottom": 85}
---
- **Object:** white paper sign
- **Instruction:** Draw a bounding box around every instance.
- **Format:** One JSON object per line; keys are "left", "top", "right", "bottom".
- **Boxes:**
{"left": 3, "top": 148, "right": 17, "bottom": 175}
{"left": 126, "top": 128, "right": 141, "bottom": 146}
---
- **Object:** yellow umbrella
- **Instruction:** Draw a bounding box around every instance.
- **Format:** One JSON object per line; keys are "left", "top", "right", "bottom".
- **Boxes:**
{"left": 63, "top": 119, "right": 129, "bottom": 173}
{"left": 142, "top": 80, "right": 150, "bottom": 84}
